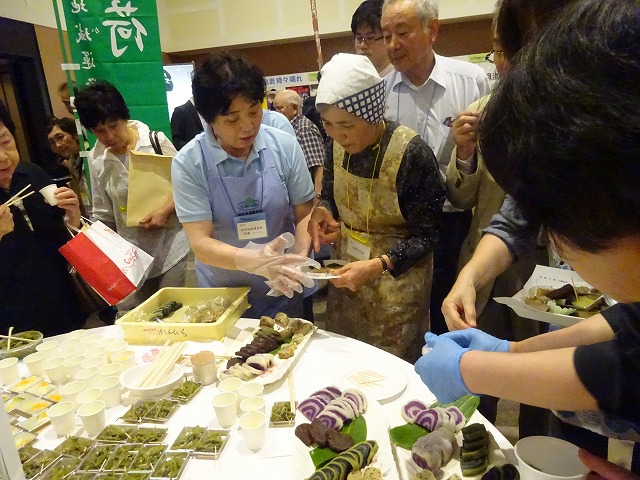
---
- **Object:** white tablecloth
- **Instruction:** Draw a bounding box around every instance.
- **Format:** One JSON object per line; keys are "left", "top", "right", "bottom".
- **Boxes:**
{"left": 27, "top": 319, "right": 516, "bottom": 479}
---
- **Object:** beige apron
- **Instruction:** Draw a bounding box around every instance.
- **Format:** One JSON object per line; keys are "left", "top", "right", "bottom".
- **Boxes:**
{"left": 326, "top": 125, "right": 433, "bottom": 362}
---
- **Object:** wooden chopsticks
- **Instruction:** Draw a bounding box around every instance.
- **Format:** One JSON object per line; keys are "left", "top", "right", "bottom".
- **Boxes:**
{"left": 3, "top": 184, "right": 34, "bottom": 207}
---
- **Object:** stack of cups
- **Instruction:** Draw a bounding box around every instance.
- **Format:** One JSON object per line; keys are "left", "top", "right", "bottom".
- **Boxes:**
{"left": 238, "top": 381, "right": 266, "bottom": 451}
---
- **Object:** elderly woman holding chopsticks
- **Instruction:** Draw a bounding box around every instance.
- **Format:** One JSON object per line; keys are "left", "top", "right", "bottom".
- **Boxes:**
{"left": 0, "top": 101, "right": 86, "bottom": 337}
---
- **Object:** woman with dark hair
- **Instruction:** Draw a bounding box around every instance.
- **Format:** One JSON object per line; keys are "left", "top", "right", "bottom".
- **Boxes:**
{"left": 75, "top": 81, "right": 189, "bottom": 310}
{"left": 418, "top": 0, "right": 640, "bottom": 475}
{"left": 0, "top": 102, "right": 85, "bottom": 336}
{"left": 171, "top": 55, "right": 316, "bottom": 319}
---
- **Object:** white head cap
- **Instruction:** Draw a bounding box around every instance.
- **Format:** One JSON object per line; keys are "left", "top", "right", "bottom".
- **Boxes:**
{"left": 316, "top": 53, "right": 386, "bottom": 124}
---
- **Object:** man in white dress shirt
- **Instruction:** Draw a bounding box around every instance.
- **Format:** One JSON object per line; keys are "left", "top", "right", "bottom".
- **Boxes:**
{"left": 381, "top": 0, "right": 490, "bottom": 334}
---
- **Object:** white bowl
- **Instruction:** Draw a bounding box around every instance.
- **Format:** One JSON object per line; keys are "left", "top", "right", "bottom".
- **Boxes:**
{"left": 120, "top": 363, "right": 185, "bottom": 398}
{"left": 515, "top": 436, "right": 589, "bottom": 480}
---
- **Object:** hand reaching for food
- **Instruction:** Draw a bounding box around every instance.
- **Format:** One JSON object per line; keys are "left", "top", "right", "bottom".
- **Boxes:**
{"left": 307, "top": 206, "right": 340, "bottom": 252}
{"left": 330, "top": 259, "right": 384, "bottom": 292}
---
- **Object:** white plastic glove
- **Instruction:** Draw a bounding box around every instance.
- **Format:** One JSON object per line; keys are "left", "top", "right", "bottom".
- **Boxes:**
{"left": 235, "top": 232, "right": 319, "bottom": 297}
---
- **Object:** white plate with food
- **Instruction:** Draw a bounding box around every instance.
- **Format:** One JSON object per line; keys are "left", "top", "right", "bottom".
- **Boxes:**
{"left": 299, "top": 265, "right": 342, "bottom": 279}
{"left": 292, "top": 390, "right": 398, "bottom": 479}
{"left": 220, "top": 318, "right": 316, "bottom": 386}
{"left": 342, "top": 364, "right": 408, "bottom": 404}
{"left": 393, "top": 427, "right": 508, "bottom": 480}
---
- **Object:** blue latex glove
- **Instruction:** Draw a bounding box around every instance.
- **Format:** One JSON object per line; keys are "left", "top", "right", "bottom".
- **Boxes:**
{"left": 441, "top": 328, "right": 510, "bottom": 353}
{"left": 415, "top": 332, "right": 473, "bottom": 404}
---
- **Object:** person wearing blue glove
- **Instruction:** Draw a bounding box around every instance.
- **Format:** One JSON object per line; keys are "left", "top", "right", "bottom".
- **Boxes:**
{"left": 417, "top": 0, "right": 640, "bottom": 476}
{"left": 442, "top": 329, "right": 510, "bottom": 353}
{"left": 415, "top": 333, "right": 473, "bottom": 403}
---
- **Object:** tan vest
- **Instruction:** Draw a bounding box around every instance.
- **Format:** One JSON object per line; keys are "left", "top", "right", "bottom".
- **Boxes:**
{"left": 326, "top": 125, "right": 433, "bottom": 362}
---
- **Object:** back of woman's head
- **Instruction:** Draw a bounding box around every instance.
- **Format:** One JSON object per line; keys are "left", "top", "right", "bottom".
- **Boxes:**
{"left": 74, "top": 80, "right": 130, "bottom": 129}
{"left": 192, "top": 55, "right": 265, "bottom": 123}
{"left": 479, "top": 0, "right": 640, "bottom": 252}
{"left": 497, "top": 0, "right": 577, "bottom": 61}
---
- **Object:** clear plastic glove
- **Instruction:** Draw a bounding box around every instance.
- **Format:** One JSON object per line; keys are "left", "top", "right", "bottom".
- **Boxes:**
{"left": 442, "top": 328, "right": 510, "bottom": 353}
{"left": 414, "top": 332, "right": 472, "bottom": 404}
{"left": 235, "top": 232, "right": 319, "bottom": 297}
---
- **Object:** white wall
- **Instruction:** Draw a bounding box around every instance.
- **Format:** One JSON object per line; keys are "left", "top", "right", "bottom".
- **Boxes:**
{"left": 1, "top": 0, "right": 496, "bottom": 53}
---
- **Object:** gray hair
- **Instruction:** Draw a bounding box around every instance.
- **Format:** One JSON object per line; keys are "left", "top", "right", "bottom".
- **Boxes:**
{"left": 382, "top": 0, "right": 438, "bottom": 26}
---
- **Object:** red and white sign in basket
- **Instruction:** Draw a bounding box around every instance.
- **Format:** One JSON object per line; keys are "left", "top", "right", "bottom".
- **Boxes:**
{"left": 60, "top": 220, "right": 154, "bottom": 305}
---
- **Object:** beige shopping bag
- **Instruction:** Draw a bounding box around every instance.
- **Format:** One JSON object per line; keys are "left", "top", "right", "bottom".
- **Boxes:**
{"left": 126, "top": 150, "right": 174, "bottom": 227}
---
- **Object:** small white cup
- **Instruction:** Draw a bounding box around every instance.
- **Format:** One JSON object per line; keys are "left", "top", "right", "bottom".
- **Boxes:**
{"left": 36, "top": 340, "right": 59, "bottom": 355}
{"left": 77, "top": 400, "right": 106, "bottom": 437}
{"left": 63, "top": 356, "right": 85, "bottom": 377}
{"left": 65, "top": 329, "right": 87, "bottom": 340}
{"left": 212, "top": 392, "right": 237, "bottom": 428}
{"left": 95, "top": 338, "right": 113, "bottom": 350}
{"left": 84, "top": 346, "right": 107, "bottom": 360}
{"left": 24, "top": 351, "right": 47, "bottom": 377}
{"left": 58, "top": 380, "right": 86, "bottom": 410}
{"left": 515, "top": 436, "right": 590, "bottom": 480}
{"left": 240, "top": 396, "right": 266, "bottom": 415}
{"left": 76, "top": 388, "right": 102, "bottom": 408}
{"left": 47, "top": 401, "right": 76, "bottom": 437}
{"left": 44, "top": 357, "right": 68, "bottom": 385}
{"left": 105, "top": 341, "right": 128, "bottom": 362}
{"left": 112, "top": 350, "right": 136, "bottom": 370}
{"left": 39, "top": 184, "right": 58, "bottom": 206}
{"left": 81, "top": 356, "right": 106, "bottom": 370}
{"left": 60, "top": 338, "right": 80, "bottom": 351}
{"left": 74, "top": 367, "right": 99, "bottom": 388}
{"left": 238, "top": 382, "right": 264, "bottom": 404}
{"left": 239, "top": 411, "right": 266, "bottom": 451}
{"left": 218, "top": 377, "right": 244, "bottom": 407}
{"left": 98, "top": 362, "right": 123, "bottom": 379}
{"left": 95, "top": 376, "right": 122, "bottom": 408}
{"left": 0, "top": 357, "right": 19, "bottom": 386}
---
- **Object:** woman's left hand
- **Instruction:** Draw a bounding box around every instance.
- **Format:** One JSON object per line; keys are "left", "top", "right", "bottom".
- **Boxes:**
{"left": 54, "top": 187, "right": 81, "bottom": 228}
{"left": 330, "top": 259, "right": 383, "bottom": 292}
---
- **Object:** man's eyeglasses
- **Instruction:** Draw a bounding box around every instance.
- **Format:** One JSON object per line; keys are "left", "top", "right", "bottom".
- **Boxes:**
{"left": 485, "top": 50, "right": 505, "bottom": 64}
{"left": 354, "top": 35, "right": 383, "bottom": 46}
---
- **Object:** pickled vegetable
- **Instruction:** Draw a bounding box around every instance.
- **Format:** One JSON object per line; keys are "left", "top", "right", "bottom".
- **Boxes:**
{"left": 271, "top": 401, "right": 296, "bottom": 423}
{"left": 152, "top": 452, "right": 187, "bottom": 478}
{"left": 171, "top": 426, "right": 206, "bottom": 449}
{"left": 129, "top": 445, "right": 166, "bottom": 471}
{"left": 170, "top": 380, "right": 202, "bottom": 403}
{"left": 53, "top": 436, "right": 95, "bottom": 458}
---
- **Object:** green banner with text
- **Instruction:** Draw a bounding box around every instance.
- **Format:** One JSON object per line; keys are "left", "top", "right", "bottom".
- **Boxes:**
{"left": 61, "top": 0, "right": 171, "bottom": 138}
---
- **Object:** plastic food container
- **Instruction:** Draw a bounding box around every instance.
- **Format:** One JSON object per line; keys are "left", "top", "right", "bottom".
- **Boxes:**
{"left": 0, "top": 331, "right": 43, "bottom": 360}
{"left": 115, "top": 287, "right": 250, "bottom": 344}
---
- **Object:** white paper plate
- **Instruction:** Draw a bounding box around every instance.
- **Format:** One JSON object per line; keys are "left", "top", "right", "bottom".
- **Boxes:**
{"left": 292, "top": 391, "right": 398, "bottom": 479}
{"left": 342, "top": 364, "right": 407, "bottom": 404}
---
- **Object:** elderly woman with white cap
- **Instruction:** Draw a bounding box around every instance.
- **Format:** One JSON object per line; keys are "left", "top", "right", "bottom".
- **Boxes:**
{"left": 308, "top": 54, "right": 445, "bottom": 361}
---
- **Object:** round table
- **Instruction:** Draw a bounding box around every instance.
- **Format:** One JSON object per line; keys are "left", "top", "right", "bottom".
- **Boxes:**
{"left": 27, "top": 319, "right": 516, "bottom": 479}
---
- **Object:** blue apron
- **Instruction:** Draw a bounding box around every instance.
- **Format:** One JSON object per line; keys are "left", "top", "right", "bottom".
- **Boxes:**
{"left": 195, "top": 136, "right": 303, "bottom": 318}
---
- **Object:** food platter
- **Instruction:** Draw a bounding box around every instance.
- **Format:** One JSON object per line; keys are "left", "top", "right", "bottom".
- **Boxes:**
{"left": 392, "top": 427, "right": 508, "bottom": 480}
{"left": 292, "top": 391, "right": 398, "bottom": 479}
{"left": 221, "top": 318, "right": 316, "bottom": 386}
{"left": 341, "top": 364, "right": 408, "bottom": 403}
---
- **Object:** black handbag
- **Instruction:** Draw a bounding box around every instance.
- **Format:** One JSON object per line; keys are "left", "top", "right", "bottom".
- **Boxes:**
{"left": 67, "top": 264, "right": 109, "bottom": 318}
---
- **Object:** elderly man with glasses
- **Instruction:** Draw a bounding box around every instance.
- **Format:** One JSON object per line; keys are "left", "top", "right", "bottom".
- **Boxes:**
{"left": 381, "top": 0, "right": 490, "bottom": 335}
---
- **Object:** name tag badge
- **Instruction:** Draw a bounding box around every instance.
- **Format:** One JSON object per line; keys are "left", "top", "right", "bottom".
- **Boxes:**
{"left": 346, "top": 232, "right": 371, "bottom": 261}
{"left": 234, "top": 212, "right": 268, "bottom": 240}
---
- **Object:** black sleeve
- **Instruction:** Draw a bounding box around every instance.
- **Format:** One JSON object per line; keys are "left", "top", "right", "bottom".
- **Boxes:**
{"left": 170, "top": 106, "right": 188, "bottom": 151}
{"left": 318, "top": 139, "right": 339, "bottom": 219}
{"left": 391, "top": 136, "right": 445, "bottom": 276}
{"left": 574, "top": 303, "right": 640, "bottom": 421}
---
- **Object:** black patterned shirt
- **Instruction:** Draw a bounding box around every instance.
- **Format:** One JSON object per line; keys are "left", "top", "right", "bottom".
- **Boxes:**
{"left": 291, "top": 113, "right": 325, "bottom": 169}
{"left": 319, "top": 121, "right": 445, "bottom": 277}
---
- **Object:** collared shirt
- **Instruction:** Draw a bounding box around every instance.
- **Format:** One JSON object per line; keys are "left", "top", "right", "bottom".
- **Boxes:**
{"left": 261, "top": 109, "right": 296, "bottom": 136}
{"left": 88, "top": 120, "right": 190, "bottom": 278}
{"left": 172, "top": 123, "right": 315, "bottom": 224}
{"left": 385, "top": 53, "right": 490, "bottom": 212}
{"left": 290, "top": 113, "right": 325, "bottom": 169}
